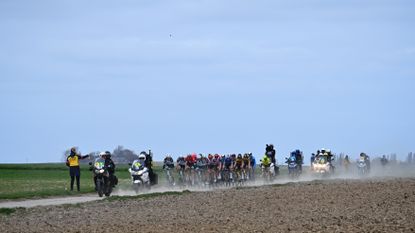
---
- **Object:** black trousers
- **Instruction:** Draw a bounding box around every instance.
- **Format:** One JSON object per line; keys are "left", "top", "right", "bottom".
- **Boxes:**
{"left": 69, "top": 166, "right": 81, "bottom": 191}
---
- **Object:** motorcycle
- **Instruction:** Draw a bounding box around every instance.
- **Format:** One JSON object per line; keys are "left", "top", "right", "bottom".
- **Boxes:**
{"left": 128, "top": 160, "right": 150, "bottom": 194}
{"left": 286, "top": 155, "right": 300, "bottom": 178}
{"left": 261, "top": 164, "right": 273, "bottom": 182}
{"left": 357, "top": 158, "right": 369, "bottom": 176}
{"left": 90, "top": 158, "right": 112, "bottom": 197}
{"left": 311, "top": 156, "right": 333, "bottom": 176}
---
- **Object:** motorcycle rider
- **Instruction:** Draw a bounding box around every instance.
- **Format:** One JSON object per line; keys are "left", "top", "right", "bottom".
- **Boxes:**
{"left": 294, "top": 150, "right": 303, "bottom": 172}
{"left": 104, "top": 151, "right": 117, "bottom": 187}
{"left": 265, "top": 144, "right": 277, "bottom": 174}
{"left": 360, "top": 152, "right": 371, "bottom": 171}
{"left": 138, "top": 152, "right": 147, "bottom": 165}
{"left": 92, "top": 152, "right": 110, "bottom": 191}
{"left": 140, "top": 151, "right": 157, "bottom": 185}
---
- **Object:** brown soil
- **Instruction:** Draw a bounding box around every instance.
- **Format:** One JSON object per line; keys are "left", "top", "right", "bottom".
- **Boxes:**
{"left": 1, "top": 178, "right": 415, "bottom": 233}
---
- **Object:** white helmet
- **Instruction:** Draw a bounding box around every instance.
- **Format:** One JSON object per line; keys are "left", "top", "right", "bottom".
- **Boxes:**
{"left": 138, "top": 154, "right": 146, "bottom": 160}
{"left": 99, "top": 151, "right": 106, "bottom": 158}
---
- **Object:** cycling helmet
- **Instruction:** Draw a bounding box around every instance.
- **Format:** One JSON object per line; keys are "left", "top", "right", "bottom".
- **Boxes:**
{"left": 208, "top": 154, "right": 213, "bottom": 159}
{"left": 214, "top": 154, "right": 220, "bottom": 159}
{"left": 237, "top": 154, "right": 242, "bottom": 158}
{"left": 71, "top": 147, "right": 77, "bottom": 153}
{"left": 105, "top": 151, "right": 111, "bottom": 158}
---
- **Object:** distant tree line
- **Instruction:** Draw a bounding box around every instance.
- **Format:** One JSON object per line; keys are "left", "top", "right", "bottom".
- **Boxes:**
{"left": 62, "top": 145, "right": 144, "bottom": 164}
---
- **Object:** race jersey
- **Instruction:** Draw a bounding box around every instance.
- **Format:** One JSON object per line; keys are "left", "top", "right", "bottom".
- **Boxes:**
{"left": 185, "top": 158, "right": 195, "bottom": 167}
{"left": 207, "top": 158, "right": 216, "bottom": 169}
{"left": 224, "top": 157, "right": 232, "bottom": 168}
{"left": 242, "top": 157, "right": 250, "bottom": 167}
{"left": 235, "top": 158, "right": 243, "bottom": 168}
{"left": 250, "top": 156, "right": 256, "bottom": 167}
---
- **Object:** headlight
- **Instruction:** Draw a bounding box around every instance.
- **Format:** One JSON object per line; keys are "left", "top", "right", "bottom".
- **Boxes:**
{"left": 99, "top": 169, "right": 105, "bottom": 173}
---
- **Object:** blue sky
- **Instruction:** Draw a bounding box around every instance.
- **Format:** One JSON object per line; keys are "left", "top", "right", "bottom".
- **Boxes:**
{"left": 0, "top": 0, "right": 414, "bottom": 163}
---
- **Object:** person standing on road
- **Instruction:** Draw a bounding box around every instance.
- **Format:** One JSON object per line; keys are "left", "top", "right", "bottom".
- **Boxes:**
{"left": 66, "top": 147, "right": 89, "bottom": 191}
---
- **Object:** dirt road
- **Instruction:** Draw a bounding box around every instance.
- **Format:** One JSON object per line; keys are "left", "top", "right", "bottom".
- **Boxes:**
{"left": 0, "top": 195, "right": 102, "bottom": 208}
{"left": 1, "top": 178, "right": 414, "bottom": 233}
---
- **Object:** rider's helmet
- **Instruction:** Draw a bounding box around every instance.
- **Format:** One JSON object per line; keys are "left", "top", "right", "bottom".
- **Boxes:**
{"left": 214, "top": 154, "right": 220, "bottom": 159}
{"left": 138, "top": 153, "right": 146, "bottom": 160}
{"left": 237, "top": 154, "right": 242, "bottom": 159}
{"left": 231, "top": 154, "right": 236, "bottom": 159}
{"left": 105, "top": 151, "right": 111, "bottom": 158}
{"left": 71, "top": 147, "right": 77, "bottom": 153}
{"left": 208, "top": 154, "right": 213, "bottom": 159}
{"left": 99, "top": 151, "right": 106, "bottom": 159}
